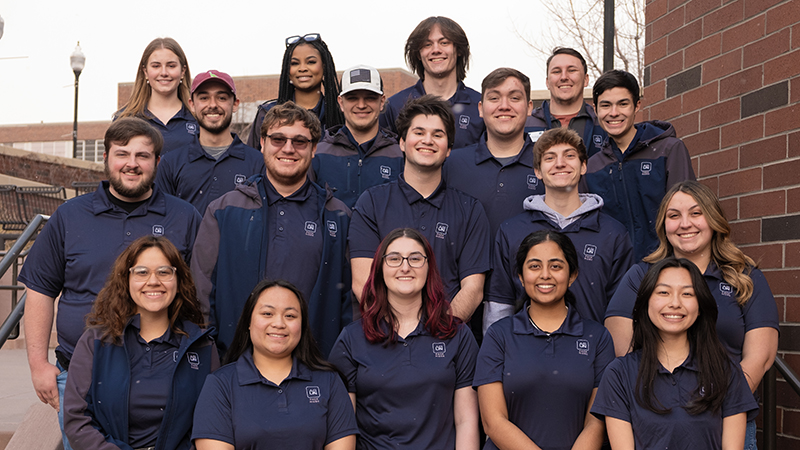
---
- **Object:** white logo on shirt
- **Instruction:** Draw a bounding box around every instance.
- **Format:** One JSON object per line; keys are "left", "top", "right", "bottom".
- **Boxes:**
{"left": 459, "top": 115, "right": 470, "bottom": 129}
{"left": 380, "top": 165, "right": 391, "bottom": 179}
{"left": 305, "top": 221, "right": 317, "bottom": 237}
{"left": 576, "top": 339, "right": 590, "bottom": 356}
{"left": 435, "top": 222, "right": 449, "bottom": 239}
{"left": 640, "top": 162, "right": 652, "bottom": 176}
{"left": 432, "top": 342, "right": 446, "bottom": 358}
{"left": 327, "top": 220, "right": 338, "bottom": 237}
{"left": 527, "top": 174, "right": 539, "bottom": 190}
{"left": 186, "top": 352, "right": 200, "bottom": 370}
{"left": 583, "top": 244, "right": 597, "bottom": 261}
{"left": 306, "top": 386, "right": 321, "bottom": 403}
{"left": 234, "top": 174, "right": 247, "bottom": 184}
{"left": 152, "top": 225, "right": 164, "bottom": 236}
{"left": 719, "top": 282, "right": 733, "bottom": 297}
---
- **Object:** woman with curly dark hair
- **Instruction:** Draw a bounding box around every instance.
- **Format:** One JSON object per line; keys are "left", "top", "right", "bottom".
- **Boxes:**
{"left": 64, "top": 235, "right": 217, "bottom": 450}
{"left": 329, "top": 228, "right": 479, "bottom": 449}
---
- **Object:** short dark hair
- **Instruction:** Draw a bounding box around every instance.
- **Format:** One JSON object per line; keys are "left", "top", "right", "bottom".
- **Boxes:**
{"left": 481, "top": 68, "right": 531, "bottom": 102}
{"left": 514, "top": 230, "right": 579, "bottom": 311}
{"left": 405, "top": 16, "right": 470, "bottom": 82}
{"left": 260, "top": 101, "right": 322, "bottom": 144}
{"left": 395, "top": 95, "right": 455, "bottom": 149}
{"left": 546, "top": 47, "right": 588, "bottom": 75}
{"left": 592, "top": 69, "right": 640, "bottom": 106}
{"left": 104, "top": 117, "right": 164, "bottom": 158}
{"left": 533, "top": 128, "right": 587, "bottom": 169}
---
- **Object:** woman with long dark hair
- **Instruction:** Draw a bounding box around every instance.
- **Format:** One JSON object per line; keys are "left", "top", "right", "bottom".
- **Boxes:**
{"left": 192, "top": 279, "right": 357, "bottom": 450}
{"left": 246, "top": 33, "right": 344, "bottom": 150}
{"left": 475, "top": 229, "right": 614, "bottom": 450}
{"left": 329, "top": 228, "right": 479, "bottom": 449}
{"left": 604, "top": 180, "right": 779, "bottom": 448}
{"left": 64, "top": 236, "right": 217, "bottom": 450}
{"left": 592, "top": 257, "right": 757, "bottom": 449}
{"left": 115, "top": 37, "right": 197, "bottom": 154}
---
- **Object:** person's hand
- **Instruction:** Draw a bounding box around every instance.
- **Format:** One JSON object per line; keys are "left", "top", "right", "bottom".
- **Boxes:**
{"left": 30, "top": 361, "right": 61, "bottom": 410}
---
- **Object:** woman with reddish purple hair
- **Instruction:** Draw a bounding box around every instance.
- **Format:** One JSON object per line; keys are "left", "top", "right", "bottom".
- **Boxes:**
{"left": 329, "top": 228, "right": 479, "bottom": 450}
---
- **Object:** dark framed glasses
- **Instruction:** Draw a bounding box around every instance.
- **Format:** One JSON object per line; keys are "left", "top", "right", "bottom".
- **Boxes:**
{"left": 285, "top": 33, "right": 321, "bottom": 48}
{"left": 129, "top": 266, "right": 177, "bottom": 282}
{"left": 383, "top": 252, "right": 428, "bottom": 268}
{"left": 265, "top": 133, "right": 312, "bottom": 151}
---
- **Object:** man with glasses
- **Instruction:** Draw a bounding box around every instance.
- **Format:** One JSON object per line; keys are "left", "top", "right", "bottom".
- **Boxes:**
{"left": 19, "top": 117, "right": 202, "bottom": 450}
{"left": 381, "top": 16, "right": 484, "bottom": 149}
{"left": 155, "top": 70, "right": 265, "bottom": 213}
{"left": 349, "top": 95, "right": 491, "bottom": 323}
{"left": 312, "top": 65, "right": 404, "bottom": 209}
{"left": 192, "top": 101, "right": 351, "bottom": 357}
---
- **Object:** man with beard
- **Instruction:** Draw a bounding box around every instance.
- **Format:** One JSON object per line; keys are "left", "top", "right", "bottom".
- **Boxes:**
{"left": 156, "top": 70, "right": 264, "bottom": 213}
{"left": 19, "top": 117, "right": 201, "bottom": 450}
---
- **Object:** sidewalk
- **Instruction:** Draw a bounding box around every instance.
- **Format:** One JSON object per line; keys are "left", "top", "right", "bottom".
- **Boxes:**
{"left": 0, "top": 348, "right": 50, "bottom": 435}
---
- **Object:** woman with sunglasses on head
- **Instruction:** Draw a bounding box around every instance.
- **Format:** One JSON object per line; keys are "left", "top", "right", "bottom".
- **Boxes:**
{"left": 192, "top": 279, "right": 357, "bottom": 450}
{"left": 64, "top": 236, "right": 218, "bottom": 450}
{"left": 604, "top": 180, "right": 779, "bottom": 449}
{"left": 329, "top": 228, "right": 480, "bottom": 450}
{"left": 115, "top": 37, "right": 197, "bottom": 154}
{"left": 246, "top": 33, "right": 344, "bottom": 150}
{"left": 475, "top": 230, "right": 614, "bottom": 450}
{"left": 592, "top": 257, "right": 757, "bottom": 449}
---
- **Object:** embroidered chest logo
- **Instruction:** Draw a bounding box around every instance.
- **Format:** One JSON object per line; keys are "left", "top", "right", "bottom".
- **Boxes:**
{"left": 305, "top": 221, "right": 317, "bottom": 237}
{"left": 576, "top": 339, "right": 590, "bottom": 356}
{"left": 527, "top": 174, "right": 539, "bottom": 190}
{"left": 306, "top": 386, "right": 321, "bottom": 403}
{"left": 583, "top": 244, "right": 597, "bottom": 261}
{"left": 432, "top": 342, "right": 446, "bottom": 358}
{"left": 435, "top": 222, "right": 449, "bottom": 239}
{"left": 186, "top": 352, "right": 200, "bottom": 370}
{"left": 593, "top": 135, "right": 603, "bottom": 148}
{"left": 152, "top": 225, "right": 165, "bottom": 236}
{"left": 719, "top": 282, "right": 733, "bottom": 297}
{"left": 528, "top": 130, "right": 544, "bottom": 142}
{"left": 234, "top": 174, "right": 247, "bottom": 185}
{"left": 186, "top": 123, "right": 198, "bottom": 134}
{"left": 380, "top": 165, "right": 392, "bottom": 179}
{"left": 640, "top": 162, "right": 652, "bottom": 176}
{"left": 327, "top": 220, "right": 338, "bottom": 238}
{"left": 459, "top": 115, "right": 470, "bottom": 129}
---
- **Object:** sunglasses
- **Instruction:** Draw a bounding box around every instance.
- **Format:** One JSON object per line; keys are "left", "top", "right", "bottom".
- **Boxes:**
{"left": 265, "top": 133, "right": 312, "bottom": 151}
{"left": 285, "top": 33, "right": 321, "bottom": 48}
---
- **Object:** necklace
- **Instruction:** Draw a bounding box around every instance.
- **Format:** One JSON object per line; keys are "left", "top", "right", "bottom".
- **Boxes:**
{"left": 527, "top": 304, "right": 568, "bottom": 335}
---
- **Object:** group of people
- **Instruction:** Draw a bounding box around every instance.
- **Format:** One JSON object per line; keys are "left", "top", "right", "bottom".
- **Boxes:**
{"left": 17, "top": 13, "right": 779, "bottom": 450}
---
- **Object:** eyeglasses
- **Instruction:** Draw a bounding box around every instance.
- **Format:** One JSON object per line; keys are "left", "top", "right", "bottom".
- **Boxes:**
{"left": 285, "top": 33, "right": 321, "bottom": 48}
{"left": 265, "top": 133, "right": 312, "bottom": 151}
{"left": 129, "top": 266, "right": 177, "bottom": 282}
{"left": 383, "top": 252, "right": 428, "bottom": 268}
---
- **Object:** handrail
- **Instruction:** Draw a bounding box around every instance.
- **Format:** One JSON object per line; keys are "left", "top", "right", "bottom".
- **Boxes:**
{"left": 763, "top": 355, "right": 800, "bottom": 450}
{"left": 0, "top": 214, "right": 50, "bottom": 349}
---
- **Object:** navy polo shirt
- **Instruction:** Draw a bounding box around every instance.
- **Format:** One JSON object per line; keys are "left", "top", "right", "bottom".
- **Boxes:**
{"left": 605, "top": 262, "right": 779, "bottom": 364}
{"left": 489, "top": 207, "right": 633, "bottom": 323}
{"left": 444, "top": 134, "right": 543, "bottom": 235}
{"left": 18, "top": 182, "right": 201, "bottom": 359}
{"left": 312, "top": 125, "right": 404, "bottom": 209}
{"left": 142, "top": 104, "right": 199, "bottom": 155}
{"left": 124, "top": 315, "right": 180, "bottom": 449}
{"left": 264, "top": 179, "right": 323, "bottom": 300}
{"left": 381, "top": 80, "right": 485, "bottom": 149}
{"left": 193, "top": 351, "right": 358, "bottom": 449}
{"left": 349, "top": 174, "right": 491, "bottom": 300}
{"left": 155, "top": 134, "right": 265, "bottom": 213}
{"left": 329, "top": 320, "right": 478, "bottom": 450}
{"left": 591, "top": 351, "right": 757, "bottom": 449}
{"left": 474, "top": 305, "right": 615, "bottom": 450}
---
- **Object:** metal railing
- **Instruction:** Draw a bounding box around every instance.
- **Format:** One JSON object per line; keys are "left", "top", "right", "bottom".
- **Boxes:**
{"left": 763, "top": 355, "right": 800, "bottom": 449}
{"left": 0, "top": 214, "right": 49, "bottom": 349}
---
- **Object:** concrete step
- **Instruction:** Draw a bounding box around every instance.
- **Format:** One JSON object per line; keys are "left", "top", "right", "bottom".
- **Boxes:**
{"left": 0, "top": 349, "right": 54, "bottom": 450}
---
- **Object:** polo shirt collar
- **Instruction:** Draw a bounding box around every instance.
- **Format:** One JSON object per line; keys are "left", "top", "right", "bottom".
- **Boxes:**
{"left": 411, "top": 80, "right": 474, "bottom": 105}
{"left": 92, "top": 181, "right": 168, "bottom": 217}
{"left": 237, "top": 351, "right": 312, "bottom": 386}
{"left": 187, "top": 133, "right": 247, "bottom": 162}
{"left": 397, "top": 173, "right": 447, "bottom": 208}
{"left": 124, "top": 314, "right": 180, "bottom": 347}
{"left": 143, "top": 103, "right": 194, "bottom": 123}
{"left": 657, "top": 351, "right": 699, "bottom": 374}
{"left": 511, "top": 301, "right": 584, "bottom": 337}
{"left": 264, "top": 177, "right": 314, "bottom": 206}
{"left": 474, "top": 135, "right": 535, "bottom": 167}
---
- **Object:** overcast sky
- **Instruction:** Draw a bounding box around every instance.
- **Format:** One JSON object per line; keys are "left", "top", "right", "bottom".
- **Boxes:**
{"left": 0, "top": 0, "right": 555, "bottom": 127}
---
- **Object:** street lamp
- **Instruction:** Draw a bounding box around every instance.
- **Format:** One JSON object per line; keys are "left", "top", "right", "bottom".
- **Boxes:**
{"left": 70, "top": 42, "right": 85, "bottom": 159}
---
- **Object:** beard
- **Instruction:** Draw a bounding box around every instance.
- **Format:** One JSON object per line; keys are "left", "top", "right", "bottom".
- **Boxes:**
{"left": 198, "top": 109, "right": 233, "bottom": 135}
{"left": 104, "top": 160, "right": 155, "bottom": 201}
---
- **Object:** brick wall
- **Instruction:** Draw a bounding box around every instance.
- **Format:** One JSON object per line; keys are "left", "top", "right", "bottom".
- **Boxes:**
{"left": 643, "top": 0, "right": 800, "bottom": 446}
{"left": 0, "top": 145, "right": 104, "bottom": 187}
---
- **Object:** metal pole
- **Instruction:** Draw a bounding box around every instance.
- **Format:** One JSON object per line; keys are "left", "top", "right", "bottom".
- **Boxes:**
{"left": 72, "top": 71, "right": 80, "bottom": 159}
{"left": 763, "top": 366, "right": 777, "bottom": 450}
{"left": 603, "top": 0, "right": 615, "bottom": 73}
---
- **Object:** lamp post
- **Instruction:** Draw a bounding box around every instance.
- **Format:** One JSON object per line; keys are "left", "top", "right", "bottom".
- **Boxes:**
{"left": 70, "top": 42, "right": 85, "bottom": 159}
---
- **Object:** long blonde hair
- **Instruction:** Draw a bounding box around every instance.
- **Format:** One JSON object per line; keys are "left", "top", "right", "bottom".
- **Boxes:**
{"left": 115, "top": 38, "right": 192, "bottom": 119}
{"left": 644, "top": 180, "right": 754, "bottom": 305}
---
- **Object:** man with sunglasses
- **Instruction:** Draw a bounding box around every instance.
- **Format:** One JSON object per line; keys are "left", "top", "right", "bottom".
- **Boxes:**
{"left": 380, "top": 16, "right": 484, "bottom": 150}
{"left": 192, "top": 101, "right": 351, "bottom": 357}
{"left": 312, "top": 65, "right": 404, "bottom": 209}
{"left": 155, "top": 70, "right": 265, "bottom": 213}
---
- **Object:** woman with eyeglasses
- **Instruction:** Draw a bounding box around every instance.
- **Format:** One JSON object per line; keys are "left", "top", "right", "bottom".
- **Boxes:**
{"left": 115, "top": 37, "right": 197, "bottom": 154}
{"left": 329, "top": 228, "right": 480, "bottom": 450}
{"left": 474, "top": 230, "right": 614, "bottom": 450}
{"left": 64, "top": 236, "right": 218, "bottom": 450}
{"left": 246, "top": 33, "right": 344, "bottom": 150}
